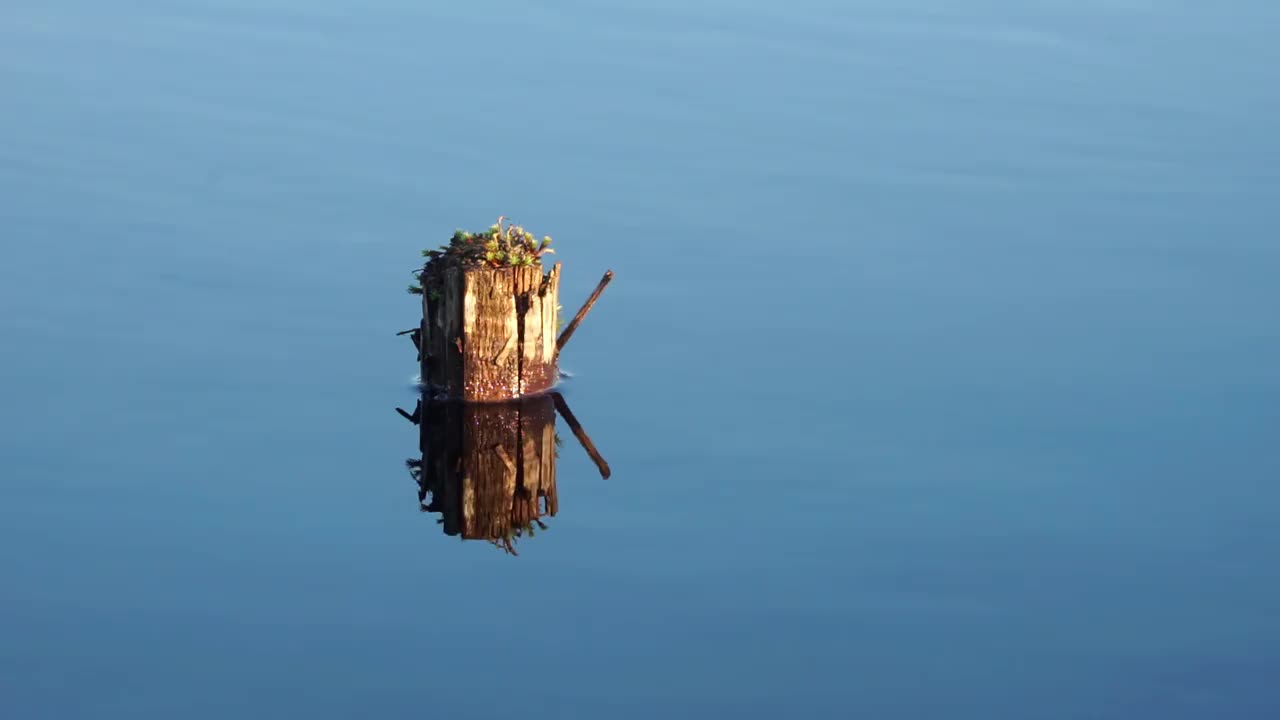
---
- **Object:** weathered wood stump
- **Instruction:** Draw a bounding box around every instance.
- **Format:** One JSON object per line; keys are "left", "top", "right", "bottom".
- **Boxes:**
{"left": 420, "top": 262, "right": 561, "bottom": 401}
{"left": 412, "top": 396, "right": 559, "bottom": 554}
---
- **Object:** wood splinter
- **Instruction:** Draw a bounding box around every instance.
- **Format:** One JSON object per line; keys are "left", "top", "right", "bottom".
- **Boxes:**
{"left": 555, "top": 270, "right": 614, "bottom": 358}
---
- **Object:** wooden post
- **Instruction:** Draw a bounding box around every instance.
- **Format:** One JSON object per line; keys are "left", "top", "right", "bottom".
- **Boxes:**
{"left": 420, "top": 261, "right": 561, "bottom": 401}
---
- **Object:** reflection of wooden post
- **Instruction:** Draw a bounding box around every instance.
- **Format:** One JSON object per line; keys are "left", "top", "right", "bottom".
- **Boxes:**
{"left": 418, "top": 396, "right": 559, "bottom": 552}
{"left": 520, "top": 398, "right": 559, "bottom": 520}
{"left": 402, "top": 392, "right": 611, "bottom": 555}
{"left": 420, "top": 262, "right": 561, "bottom": 401}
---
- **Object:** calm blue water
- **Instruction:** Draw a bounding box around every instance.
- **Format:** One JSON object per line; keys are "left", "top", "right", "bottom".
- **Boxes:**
{"left": 3, "top": 1, "right": 1278, "bottom": 717}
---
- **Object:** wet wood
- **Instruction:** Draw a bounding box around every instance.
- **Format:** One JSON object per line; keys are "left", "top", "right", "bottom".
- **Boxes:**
{"left": 462, "top": 268, "right": 519, "bottom": 399}
{"left": 420, "top": 262, "right": 562, "bottom": 401}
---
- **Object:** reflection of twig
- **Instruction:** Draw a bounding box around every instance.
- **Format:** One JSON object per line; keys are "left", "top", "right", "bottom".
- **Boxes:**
{"left": 555, "top": 270, "right": 613, "bottom": 357}
{"left": 396, "top": 401, "right": 422, "bottom": 424}
{"left": 552, "top": 392, "right": 611, "bottom": 479}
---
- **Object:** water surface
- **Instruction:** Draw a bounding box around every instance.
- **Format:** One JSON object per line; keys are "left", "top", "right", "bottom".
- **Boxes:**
{"left": 2, "top": 1, "right": 1278, "bottom": 717}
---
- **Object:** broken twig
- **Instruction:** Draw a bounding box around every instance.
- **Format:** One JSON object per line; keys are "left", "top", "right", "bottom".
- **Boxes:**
{"left": 555, "top": 270, "right": 613, "bottom": 357}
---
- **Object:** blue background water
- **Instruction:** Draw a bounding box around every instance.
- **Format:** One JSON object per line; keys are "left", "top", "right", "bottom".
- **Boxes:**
{"left": 2, "top": 1, "right": 1278, "bottom": 717}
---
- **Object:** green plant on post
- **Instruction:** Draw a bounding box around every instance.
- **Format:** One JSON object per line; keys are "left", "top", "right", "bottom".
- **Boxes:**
{"left": 421, "top": 216, "right": 555, "bottom": 271}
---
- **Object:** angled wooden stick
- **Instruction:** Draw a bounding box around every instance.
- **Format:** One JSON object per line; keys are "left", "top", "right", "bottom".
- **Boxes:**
{"left": 555, "top": 270, "right": 613, "bottom": 357}
{"left": 552, "top": 392, "right": 611, "bottom": 480}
